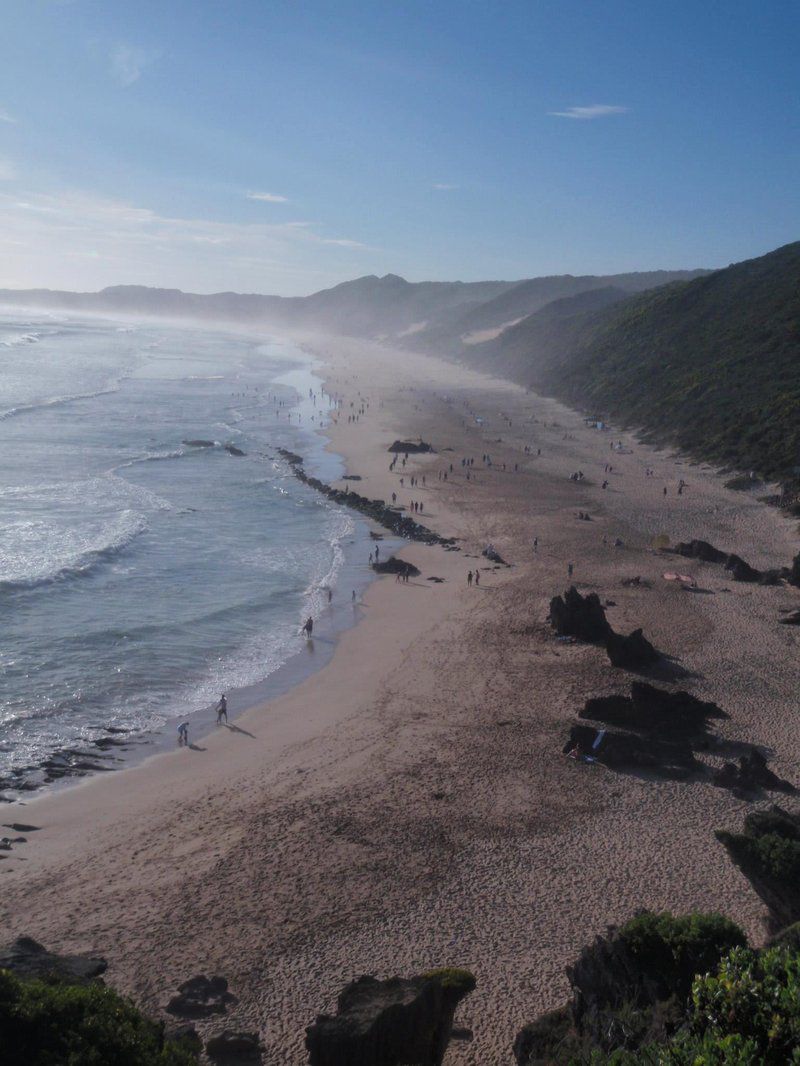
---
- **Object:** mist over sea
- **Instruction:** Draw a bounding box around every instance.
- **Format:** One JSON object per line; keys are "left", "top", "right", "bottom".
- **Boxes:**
{"left": 0, "top": 310, "right": 360, "bottom": 792}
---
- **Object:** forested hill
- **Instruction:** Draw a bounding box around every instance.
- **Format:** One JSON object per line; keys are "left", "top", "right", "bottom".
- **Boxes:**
{"left": 467, "top": 242, "right": 800, "bottom": 483}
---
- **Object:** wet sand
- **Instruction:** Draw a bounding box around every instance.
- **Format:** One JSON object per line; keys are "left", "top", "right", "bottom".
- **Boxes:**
{"left": 2, "top": 333, "right": 799, "bottom": 1063}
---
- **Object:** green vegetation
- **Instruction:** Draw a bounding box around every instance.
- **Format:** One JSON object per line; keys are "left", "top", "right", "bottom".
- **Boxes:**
{"left": 0, "top": 969, "right": 198, "bottom": 1066}
{"left": 472, "top": 242, "right": 800, "bottom": 484}
{"left": 604, "top": 946, "right": 800, "bottom": 1064}
{"left": 514, "top": 911, "right": 747, "bottom": 1064}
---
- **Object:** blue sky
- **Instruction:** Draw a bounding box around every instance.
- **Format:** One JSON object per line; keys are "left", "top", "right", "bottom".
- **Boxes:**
{"left": 0, "top": 0, "right": 798, "bottom": 293}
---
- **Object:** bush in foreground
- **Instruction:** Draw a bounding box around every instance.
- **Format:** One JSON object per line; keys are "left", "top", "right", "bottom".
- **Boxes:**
{"left": 0, "top": 968, "right": 198, "bottom": 1066}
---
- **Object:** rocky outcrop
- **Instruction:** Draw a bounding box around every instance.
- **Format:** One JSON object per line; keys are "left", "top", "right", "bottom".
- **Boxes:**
{"left": 206, "top": 1030, "right": 262, "bottom": 1062}
{"left": 716, "top": 806, "right": 800, "bottom": 931}
{"left": 712, "top": 751, "right": 796, "bottom": 795}
{"left": 305, "top": 969, "right": 476, "bottom": 1066}
{"left": 673, "top": 539, "right": 776, "bottom": 584}
{"left": 0, "top": 937, "right": 106, "bottom": 983}
{"left": 605, "top": 628, "right": 660, "bottom": 670}
{"left": 789, "top": 552, "right": 800, "bottom": 587}
{"left": 673, "top": 539, "right": 728, "bottom": 564}
{"left": 388, "top": 440, "right": 434, "bottom": 453}
{"left": 183, "top": 439, "right": 216, "bottom": 447}
{"left": 372, "top": 557, "right": 421, "bottom": 576}
{"left": 549, "top": 587, "right": 612, "bottom": 642}
{"left": 563, "top": 723, "right": 697, "bottom": 780}
{"left": 278, "top": 449, "right": 458, "bottom": 549}
{"left": 166, "top": 975, "right": 236, "bottom": 1018}
{"left": 224, "top": 443, "right": 246, "bottom": 457}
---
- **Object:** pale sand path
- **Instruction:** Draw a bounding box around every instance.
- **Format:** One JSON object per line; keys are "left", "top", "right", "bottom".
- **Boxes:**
{"left": 1, "top": 333, "right": 799, "bottom": 1063}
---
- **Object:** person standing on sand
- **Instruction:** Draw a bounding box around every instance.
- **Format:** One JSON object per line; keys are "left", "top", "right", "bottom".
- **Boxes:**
{"left": 302, "top": 617, "right": 313, "bottom": 637}
{"left": 352, "top": 589, "right": 356, "bottom": 602}
{"left": 533, "top": 537, "right": 538, "bottom": 552}
{"left": 467, "top": 570, "right": 473, "bottom": 586}
{"left": 568, "top": 562, "right": 574, "bottom": 578}
{"left": 215, "top": 694, "right": 228, "bottom": 726}
{"left": 178, "top": 721, "right": 189, "bottom": 746}
{"left": 475, "top": 570, "right": 480, "bottom": 586}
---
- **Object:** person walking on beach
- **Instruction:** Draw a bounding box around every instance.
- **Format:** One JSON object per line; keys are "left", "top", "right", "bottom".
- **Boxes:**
{"left": 215, "top": 694, "right": 228, "bottom": 726}
{"left": 177, "top": 721, "right": 189, "bottom": 747}
{"left": 568, "top": 562, "right": 574, "bottom": 578}
{"left": 533, "top": 537, "right": 538, "bottom": 553}
{"left": 467, "top": 570, "right": 473, "bottom": 586}
{"left": 302, "top": 616, "right": 313, "bottom": 637}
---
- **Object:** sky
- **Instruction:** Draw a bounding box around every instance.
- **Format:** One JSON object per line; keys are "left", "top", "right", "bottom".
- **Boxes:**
{"left": 0, "top": 0, "right": 798, "bottom": 294}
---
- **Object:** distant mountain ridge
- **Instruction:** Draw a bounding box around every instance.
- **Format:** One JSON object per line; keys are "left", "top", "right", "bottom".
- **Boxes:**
{"left": 0, "top": 267, "right": 704, "bottom": 341}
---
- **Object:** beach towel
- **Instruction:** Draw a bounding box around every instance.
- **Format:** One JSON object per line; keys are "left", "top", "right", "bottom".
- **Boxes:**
{"left": 592, "top": 729, "right": 606, "bottom": 751}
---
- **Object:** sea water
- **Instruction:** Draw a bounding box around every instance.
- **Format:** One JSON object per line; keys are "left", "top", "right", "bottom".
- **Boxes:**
{"left": 0, "top": 309, "right": 378, "bottom": 792}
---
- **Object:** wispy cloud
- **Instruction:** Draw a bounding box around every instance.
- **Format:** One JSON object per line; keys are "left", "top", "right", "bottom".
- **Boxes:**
{"left": 0, "top": 107, "right": 16, "bottom": 124}
{"left": 247, "top": 191, "right": 289, "bottom": 203}
{"left": 110, "top": 44, "right": 160, "bottom": 87}
{"left": 432, "top": 183, "right": 458, "bottom": 191}
{"left": 321, "top": 237, "right": 367, "bottom": 248}
{"left": 0, "top": 187, "right": 370, "bottom": 291}
{"left": 0, "top": 159, "right": 16, "bottom": 181}
{"left": 548, "top": 104, "right": 628, "bottom": 120}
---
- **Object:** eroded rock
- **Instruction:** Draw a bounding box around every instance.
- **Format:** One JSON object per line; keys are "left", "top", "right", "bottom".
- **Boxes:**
{"left": 605, "top": 628, "right": 660, "bottom": 670}
{"left": 166, "top": 975, "right": 236, "bottom": 1018}
{"left": 305, "top": 969, "right": 475, "bottom": 1066}
{"left": 0, "top": 936, "right": 106, "bottom": 983}
{"left": 549, "top": 587, "right": 612, "bottom": 643}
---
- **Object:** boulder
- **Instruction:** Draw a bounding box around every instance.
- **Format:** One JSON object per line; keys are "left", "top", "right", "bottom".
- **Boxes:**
{"left": 305, "top": 969, "right": 476, "bottom": 1066}
{"left": 388, "top": 440, "right": 434, "bottom": 454}
{"left": 549, "top": 587, "right": 612, "bottom": 643}
{"left": 482, "top": 546, "right": 508, "bottom": 565}
{"left": 780, "top": 610, "right": 800, "bottom": 625}
{"left": 673, "top": 539, "right": 728, "bottom": 564}
{"left": 789, "top": 552, "right": 800, "bottom": 588}
{"left": 206, "top": 1030, "right": 262, "bottom": 1063}
{"left": 605, "top": 629, "right": 660, "bottom": 670}
{"left": 712, "top": 750, "right": 795, "bottom": 795}
{"left": 0, "top": 937, "right": 107, "bottom": 983}
{"left": 224, "top": 444, "right": 245, "bottom": 457}
{"left": 724, "top": 554, "right": 762, "bottom": 582}
{"left": 166, "top": 975, "right": 236, "bottom": 1018}
{"left": 372, "top": 557, "right": 421, "bottom": 576}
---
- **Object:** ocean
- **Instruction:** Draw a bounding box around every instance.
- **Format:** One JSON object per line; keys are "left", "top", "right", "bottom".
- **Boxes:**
{"left": 0, "top": 309, "right": 383, "bottom": 795}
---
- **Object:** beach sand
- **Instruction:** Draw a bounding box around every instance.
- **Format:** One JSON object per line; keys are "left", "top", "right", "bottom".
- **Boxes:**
{"left": 2, "top": 334, "right": 799, "bottom": 1063}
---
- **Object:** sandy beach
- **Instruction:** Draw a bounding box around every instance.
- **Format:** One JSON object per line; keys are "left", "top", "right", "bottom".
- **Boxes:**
{"left": 2, "top": 333, "right": 799, "bottom": 1063}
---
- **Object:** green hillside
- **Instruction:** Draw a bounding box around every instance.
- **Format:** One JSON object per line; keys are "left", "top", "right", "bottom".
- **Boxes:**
{"left": 471, "top": 242, "right": 800, "bottom": 482}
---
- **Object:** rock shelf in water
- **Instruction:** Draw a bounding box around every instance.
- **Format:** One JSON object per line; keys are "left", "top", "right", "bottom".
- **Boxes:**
{"left": 278, "top": 449, "right": 459, "bottom": 549}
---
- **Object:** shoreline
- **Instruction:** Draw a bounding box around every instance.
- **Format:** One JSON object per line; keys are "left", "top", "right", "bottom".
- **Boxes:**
{"left": 2, "top": 331, "right": 798, "bottom": 1064}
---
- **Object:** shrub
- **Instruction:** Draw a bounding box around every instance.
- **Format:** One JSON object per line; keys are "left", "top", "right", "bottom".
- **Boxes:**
{"left": 0, "top": 969, "right": 198, "bottom": 1066}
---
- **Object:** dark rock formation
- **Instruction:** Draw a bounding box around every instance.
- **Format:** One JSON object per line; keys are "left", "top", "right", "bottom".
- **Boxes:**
{"left": 163, "top": 1023, "right": 203, "bottom": 1056}
{"left": 674, "top": 539, "right": 728, "bottom": 564}
{"left": 166, "top": 975, "right": 236, "bottom": 1018}
{"left": 183, "top": 439, "right": 216, "bottom": 447}
{"left": 0, "top": 937, "right": 107, "bottom": 983}
{"left": 372, "top": 557, "right": 421, "bottom": 576}
{"left": 206, "top": 1030, "right": 262, "bottom": 1063}
{"left": 780, "top": 610, "right": 800, "bottom": 625}
{"left": 724, "top": 553, "right": 761, "bottom": 582}
{"left": 305, "top": 969, "right": 475, "bottom": 1066}
{"left": 789, "top": 552, "right": 800, "bottom": 588}
{"left": 482, "top": 546, "right": 508, "bottom": 565}
{"left": 549, "top": 587, "right": 612, "bottom": 643}
{"left": 673, "top": 539, "right": 768, "bottom": 583}
{"left": 278, "top": 449, "right": 458, "bottom": 549}
{"left": 388, "top": 440, "right": 434, "bottom": 453}
{"left": 605, "top": 628, "right": 661, "bottom": 670}
{"left": 342, "top": 474, "right": 362, "bottom": 481}
{"left": 224, "top": 443, "right": 245, "bottom": 457}
{"left": 712, "top": 750, "right": 795, "bottom": 795}
{"left": 716, "top": 806, "right": 800, "bottom": 931}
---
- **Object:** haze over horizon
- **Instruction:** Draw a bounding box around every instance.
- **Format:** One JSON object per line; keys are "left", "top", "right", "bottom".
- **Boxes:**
{"left": 1, "top": 0, "right": 798, "bottom": 295}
